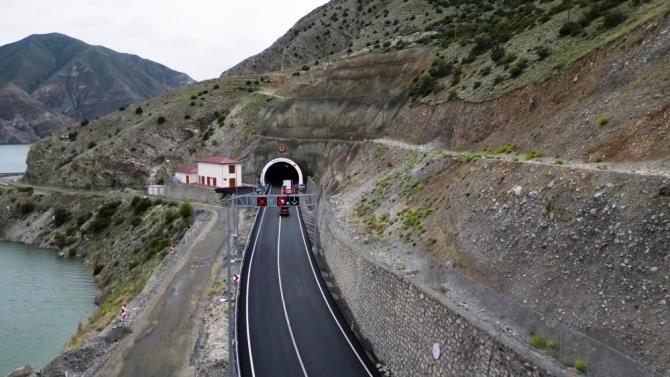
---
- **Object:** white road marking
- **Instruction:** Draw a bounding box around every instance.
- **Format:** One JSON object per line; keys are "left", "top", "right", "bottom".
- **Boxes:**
{"left": 277, "top": 214, "right": 309, "bottom": 377}
{"left": 245, "top": 207, "right": 267, "bottom": 377}
{"left": 297, "top": 209, "right": 375, "bottom": 377}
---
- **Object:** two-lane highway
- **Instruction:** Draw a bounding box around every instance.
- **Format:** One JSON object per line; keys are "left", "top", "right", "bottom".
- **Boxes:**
{"left": 238, "top": 187, "right": 378, "bottom": 377}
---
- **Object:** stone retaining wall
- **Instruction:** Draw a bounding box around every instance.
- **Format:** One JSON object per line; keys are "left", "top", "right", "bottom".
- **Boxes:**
{"left": 315, "top": 200, "right": 575, "bottom": 377}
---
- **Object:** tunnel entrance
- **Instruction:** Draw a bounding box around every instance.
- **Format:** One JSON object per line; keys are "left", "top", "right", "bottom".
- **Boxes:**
{"left": 260, "top": 158, "right": 304, "bottom": 187}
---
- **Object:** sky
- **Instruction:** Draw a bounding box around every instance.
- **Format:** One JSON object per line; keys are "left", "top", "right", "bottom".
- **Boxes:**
{"left": 0, "top": 0, "right": 329, "bottom": 81}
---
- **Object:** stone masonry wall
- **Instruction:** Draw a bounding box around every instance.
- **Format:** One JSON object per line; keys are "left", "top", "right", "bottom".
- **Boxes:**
{"left": 315, "top": 200, "right": 575, "bottom": 377}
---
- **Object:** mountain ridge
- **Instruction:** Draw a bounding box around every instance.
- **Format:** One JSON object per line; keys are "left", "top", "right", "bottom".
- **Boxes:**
{"left": 0, "top": 33, "right": 195, "bottom": 144}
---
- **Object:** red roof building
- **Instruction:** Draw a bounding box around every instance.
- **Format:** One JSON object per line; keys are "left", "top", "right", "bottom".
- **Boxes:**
{"left": 196, "top": 156, "right": 243, "bottom": 188}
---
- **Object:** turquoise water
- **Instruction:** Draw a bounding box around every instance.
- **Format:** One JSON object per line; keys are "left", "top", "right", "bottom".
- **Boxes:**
{"left": 0, "top": 242, "right": 99, "bottom": 374}
{"left": 0, "top": 144, "right": 31, "bottom": 173}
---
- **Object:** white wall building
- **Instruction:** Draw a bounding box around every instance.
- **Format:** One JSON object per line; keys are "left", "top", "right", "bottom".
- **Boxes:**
{"left": 175, "top": 166, "right": 198, "bottom": 185}
{"left": 196, "top": 157, "right": 242, "bottom": 188}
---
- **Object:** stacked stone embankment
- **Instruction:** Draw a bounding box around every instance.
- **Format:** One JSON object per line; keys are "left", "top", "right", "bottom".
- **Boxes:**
{"left": 313, "top": 200, "right": 576, "bottom": 377}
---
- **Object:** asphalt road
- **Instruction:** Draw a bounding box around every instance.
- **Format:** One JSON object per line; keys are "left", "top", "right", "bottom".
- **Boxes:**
{"left": 238, "top": 186, "right": 378, "bottom": 377}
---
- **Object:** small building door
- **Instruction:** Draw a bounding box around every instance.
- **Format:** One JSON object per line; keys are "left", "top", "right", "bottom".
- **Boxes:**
{"left": 186, "top": 176, "right": 190, "bottom": 184}
{"left": 212, "top": 178, "right": 217, "bottom": 187}
{"left": 230, "top": 178, "right": 236, "bottom": 188}
{"left": 207, "top": 177, "right": 211, "bottom": 186}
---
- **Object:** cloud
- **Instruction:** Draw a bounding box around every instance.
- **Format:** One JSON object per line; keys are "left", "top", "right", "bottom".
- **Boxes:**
{"left": 0, "top": 0, "right": 329, "bottom": 81}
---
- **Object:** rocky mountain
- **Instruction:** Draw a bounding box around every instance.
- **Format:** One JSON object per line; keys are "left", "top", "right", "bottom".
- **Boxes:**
{"left": 25, "top": 0, "right": 670, "bottom": 375}
{"left": 0, "top": 33, "right": 194, "bottom": 144}
{"left": 0, "top": 83, "right": 73, "bottom": 144}
{"left": 222, "top": 0, "right": 443, "bottom": 76}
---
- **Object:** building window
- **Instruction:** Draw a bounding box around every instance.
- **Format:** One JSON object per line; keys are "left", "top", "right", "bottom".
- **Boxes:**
{"left": 212, "top": 178, "right": 217, "bottom": 187}
{"left": 207, "top": 177, "right": 211, "bottom": 186}
{"left": 229, "top": 165, "right": 236, "bottom": 174}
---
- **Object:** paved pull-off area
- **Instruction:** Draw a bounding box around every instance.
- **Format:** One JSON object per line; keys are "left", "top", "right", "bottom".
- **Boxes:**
{"left": 238, "top": 187, "right": 378, "bottom": 377}
{"left": 96, "top": 208, "right": 226, "bottom": 377}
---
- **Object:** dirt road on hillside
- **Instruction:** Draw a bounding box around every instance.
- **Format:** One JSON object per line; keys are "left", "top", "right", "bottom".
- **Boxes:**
{"left": 95, "top": 208, "right": 226, "bottom": 377}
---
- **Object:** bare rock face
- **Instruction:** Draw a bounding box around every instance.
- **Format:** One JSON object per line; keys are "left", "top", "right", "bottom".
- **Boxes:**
{"left": 0, "top": 33, "right": 195, "bottom": 144}
{"left": 6, "top": 365, "right": 33, "bottom": 377}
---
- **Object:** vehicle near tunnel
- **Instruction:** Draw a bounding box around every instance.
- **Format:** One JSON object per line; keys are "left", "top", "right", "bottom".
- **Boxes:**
{"left": 279, "top": 206, "right": 289, "bottom": 216}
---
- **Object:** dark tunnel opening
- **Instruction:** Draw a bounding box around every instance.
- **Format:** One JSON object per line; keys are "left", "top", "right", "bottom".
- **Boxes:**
{"left": 264, "top": 162, "right": 300, "bottom": 186}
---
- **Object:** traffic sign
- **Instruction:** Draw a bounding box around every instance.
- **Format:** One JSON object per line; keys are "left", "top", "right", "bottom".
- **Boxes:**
{"left": 257, "top": 197, "right": 267, "bottom": 207}
{"left": 288, "top": 196, "right": 300, "bottom": 206}
{"left": 277, "top": 196, "right": 287, "bottom": 206}
{"left": 232, "top": 274, "right": 240, "bottom": 284}
{"left": 278, "top": 144, "right": 287, "bottom": 153}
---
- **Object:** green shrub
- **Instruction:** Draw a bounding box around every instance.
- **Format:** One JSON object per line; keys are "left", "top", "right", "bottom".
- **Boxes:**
{"left": 17, "top": 201, "right": 36, "bottom": 215}
{"left": 88, "top": 216, "right": 111, "bottom": 233}
{"left": 54, "top": 233, "right": 77, "bottom": 248}
{"left": 574, "top": 359, "right": 587, "bottom": 373}
{"left": 536, "top": 46, "right": 551, "bottom": 60}
{"left": 510, "top": 59, "right": 528, "bottom": 78}
{"left": 164, "top": 209, "right": 178, "bottom": 224}
{"left": 76, "top": 212, "right": 92, "bottom": 226}
{"left": 54, "top": 208, "right": 71, "bottom": 227}
{"left": 603, "top": 10, "right": 627, "bottom": 28}
{"left": 410, "top": 72, "right": 439, "bottom": 98}
{"left": 88, "top": 200, "right": 121, "bottom": 233}
{"left": 131, "top": 216, "right": 142, "bottom": 227}
{"left": 428, "top": 58, "right": 453, "bottom": 78}
{"left": 525, "top": 151, "right": 543, "bottom": 160}
{"left": 596, "top": 115, "right": 609, "bottom": 126}
{"left": 531, "top": 335, "right": 548, "bottom": 349}
{"left": 88, "top": 141, "right": 97, "bottom": 149}
{"left": 559, "top": 22, "right": 583, "bottom": 37}
{"left": 135, "top": 107, "right": 143, "bottom": 115}
{"left": 490, "top": 45, "right": 505, "bottom": 63}
{"left": 157, "top": 116, "right": 166, "bottom": 125}
{"left": 131, "top": 196, "right": 153, "bottom": 214}
{"left": 179, "top": 202, "right": 193, "bottom": 219}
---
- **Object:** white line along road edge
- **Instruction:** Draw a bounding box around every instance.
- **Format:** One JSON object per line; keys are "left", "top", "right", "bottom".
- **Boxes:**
{"left": 245, "top": 207, "right": 267, "bottom": 377}
{"left": 277, "top": 215, "right": 309, "bottom": 377}
{"left": 297, "top": 209, "right": 375, "bottom": 377}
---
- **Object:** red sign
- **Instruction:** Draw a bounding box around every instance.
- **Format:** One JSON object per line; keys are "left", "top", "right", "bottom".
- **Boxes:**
{"left": 257, "top": 197, "right": 267, "bottom": 207}
{"left": 233, "top": 274, "right": 240, "bottom": 284}
{"left": 277, "top": 196, "right": 287, "bottom": 206}
{"left": 278, "top": 144, "right": 287, "bottom": 153}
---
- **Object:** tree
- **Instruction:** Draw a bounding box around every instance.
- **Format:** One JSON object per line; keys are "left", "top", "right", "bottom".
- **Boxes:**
{"left": 135, "top": 107, "right": 144, "bottom": 115}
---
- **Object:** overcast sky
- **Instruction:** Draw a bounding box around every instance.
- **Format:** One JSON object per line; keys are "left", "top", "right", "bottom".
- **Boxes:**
{"left": 0, "top": 0, "right": 329, "bottom": 81}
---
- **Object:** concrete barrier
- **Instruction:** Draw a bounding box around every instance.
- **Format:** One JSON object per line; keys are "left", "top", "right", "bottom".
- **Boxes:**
{"left": 164, "top": 182, "right": 221, "bottom": 206}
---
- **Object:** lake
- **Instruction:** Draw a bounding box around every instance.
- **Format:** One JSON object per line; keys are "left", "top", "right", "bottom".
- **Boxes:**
{"left": 0, "top": 144, "right": 31, "bottom": 174}
{"left": 0, "top": 242, "right": 99, "bottom": 375}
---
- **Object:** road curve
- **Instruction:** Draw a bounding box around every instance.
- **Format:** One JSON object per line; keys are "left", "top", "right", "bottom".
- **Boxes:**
{"left": 238, "top": 187, "right": 378, "bottom": 377}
